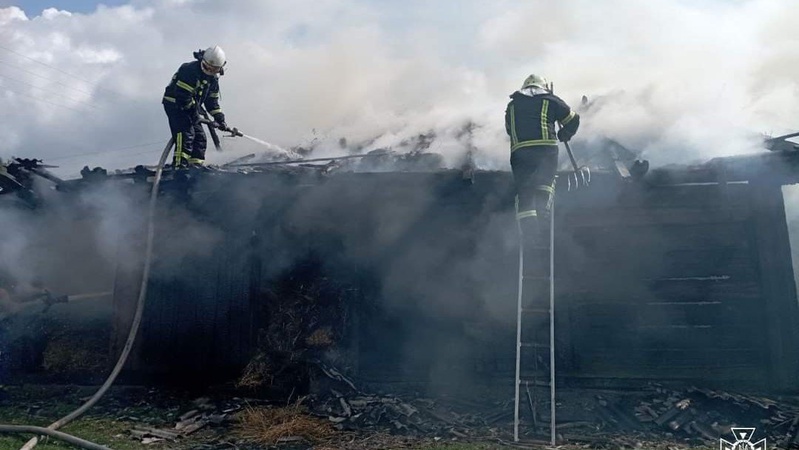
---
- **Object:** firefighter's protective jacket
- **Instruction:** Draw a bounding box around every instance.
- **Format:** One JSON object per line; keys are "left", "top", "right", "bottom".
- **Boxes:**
{"left": 505, "top": 91, "right": 579, "bottom": 153}
{"left": 162, "top": 59, "right": 225, "bottom": 124}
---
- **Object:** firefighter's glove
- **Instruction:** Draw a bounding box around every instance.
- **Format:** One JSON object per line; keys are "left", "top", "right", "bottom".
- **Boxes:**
{"left": 216, "top": 121, "right": 228, "bottom": 132}
{"left": 557, "top": 128, "right": 573, "bottom": 143}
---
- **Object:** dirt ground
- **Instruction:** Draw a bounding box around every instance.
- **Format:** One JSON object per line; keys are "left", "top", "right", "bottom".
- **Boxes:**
{"left": 0, "top": 385, "right": 729, "bottom": 450}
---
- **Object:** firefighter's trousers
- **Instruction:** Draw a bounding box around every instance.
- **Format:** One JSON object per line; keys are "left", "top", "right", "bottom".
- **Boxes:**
{"left": 511, "top": 146, "right": 557, "bottom": 247}
{"left": 164, "top": 105, "right": 207, "bottom": 167}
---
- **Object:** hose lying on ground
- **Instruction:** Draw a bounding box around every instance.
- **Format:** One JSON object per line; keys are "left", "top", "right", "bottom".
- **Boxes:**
{"left": 0, "top": 426, "right": 111, "bottom": 450}
{"left": 0, "top": 138, "right": 175, "bottom": 450}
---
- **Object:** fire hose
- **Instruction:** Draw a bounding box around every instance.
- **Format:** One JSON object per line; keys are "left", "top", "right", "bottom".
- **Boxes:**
{"left": 0, "top": 426, "right": 110, "bottom": 450}
{"left": 3, "top": 122, "right": 261, "bottom": 449}
{"left": 4, "top": 138, "right": 176, "bottom": 450}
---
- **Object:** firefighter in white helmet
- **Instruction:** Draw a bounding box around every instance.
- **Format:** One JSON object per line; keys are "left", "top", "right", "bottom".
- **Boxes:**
{"left": 505, "top": 74, "right": 580, "bottom": 242}
{"left": 162, "top": 46, "right": 229, "bottom": 168}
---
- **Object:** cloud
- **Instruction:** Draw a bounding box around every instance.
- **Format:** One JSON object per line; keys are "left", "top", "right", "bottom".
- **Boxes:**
{"left": 1, "top": 0, "right": 798, "bottom": 177}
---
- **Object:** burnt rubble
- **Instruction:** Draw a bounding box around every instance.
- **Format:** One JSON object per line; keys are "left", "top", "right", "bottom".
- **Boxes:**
{"left": 308, "top": 363, "right": 799, "bottom": 447}
{"left": 128, "top": 396, "right": 240, "bottom": 445}
{"left": 627, "top": 386, "right": 798, "bottom": 447}
{"left": 4, "top": 380, "right": 795, "bottom": 449}
{"left": 309, "top": 363, "right": 514, "bottom": 442}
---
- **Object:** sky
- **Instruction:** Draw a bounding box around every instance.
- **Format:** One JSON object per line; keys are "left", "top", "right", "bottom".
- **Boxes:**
{"left": 7, "top": 0, "right": 129, "bottom": 14}
{"left": 2, "top": 0, "right": 799, "bottom": 177}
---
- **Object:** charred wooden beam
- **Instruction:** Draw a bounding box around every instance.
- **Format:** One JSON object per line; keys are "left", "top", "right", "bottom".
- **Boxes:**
{"left": 647, "top": 150, "right": 799, "bottom": 186}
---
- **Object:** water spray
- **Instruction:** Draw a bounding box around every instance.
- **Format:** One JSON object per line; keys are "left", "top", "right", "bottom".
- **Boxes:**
{"left": 201, "top": 119, "right": 302, "bottom": 160}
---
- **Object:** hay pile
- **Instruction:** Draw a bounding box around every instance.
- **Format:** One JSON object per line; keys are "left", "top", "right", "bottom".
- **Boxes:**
{"left": 236, "top": 354, "right": 272, "bottom": 390}
{"left": 235, "top": 404, "right": 335, "bottom": 445}
{"left": 235, "top": 256, "right": 356, "bottom": 391}
{"left": 42, "top": 333, "right": 107, "bottom": 374}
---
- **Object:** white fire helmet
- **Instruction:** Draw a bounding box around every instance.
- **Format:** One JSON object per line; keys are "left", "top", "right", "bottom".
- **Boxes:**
{"left": 201, "top": 45, "right": 226, "bottom": 76}
{"left": 521, "top": 74, "right": 551, "bottom": 92}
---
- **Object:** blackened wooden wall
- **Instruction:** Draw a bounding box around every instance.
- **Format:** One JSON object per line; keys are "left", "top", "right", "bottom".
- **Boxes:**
{"left": 555, "top": 178, "right": 799, "bottom": 388}
{"left": 111, "top": 169, "right": 799, "bottom": 390}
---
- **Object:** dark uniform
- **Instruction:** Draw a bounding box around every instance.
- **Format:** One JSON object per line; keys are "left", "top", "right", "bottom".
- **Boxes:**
{"left": 505, "top": 90, "right": 579, "bottom": 238}
{"left": 162, "top": 52, "right": 226, "bottom": 167}
{"left": 0, "top": 161, "right": 21, "bottom": 196}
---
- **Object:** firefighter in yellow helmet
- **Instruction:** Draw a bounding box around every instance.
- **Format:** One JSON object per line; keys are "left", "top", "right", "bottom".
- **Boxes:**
{"left": 505, "top": 74, "right": 580, "bottom": 240}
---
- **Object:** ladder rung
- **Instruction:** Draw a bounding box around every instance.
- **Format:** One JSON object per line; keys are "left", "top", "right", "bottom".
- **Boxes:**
{"left": 522, "top": 253, "right": 550, "bottom": 258}
{"left": 519, "top": 342, "right": 550, "bottom": 349}
{"left": 525, "top": 245, "right": 551, "bottom": 250}
{"left": 521, "top": 308, "right": 550, "bottom": 314}
{"left": 524, "top": 252, "right": 551, "bottom": 257}
{"left": 518, "top": 378, "right": 551, "bottom": 386}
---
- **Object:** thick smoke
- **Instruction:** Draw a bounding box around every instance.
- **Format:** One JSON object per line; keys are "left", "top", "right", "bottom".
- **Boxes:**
{"left": 0, "top": 178, "right": 224, "bottom": 299}
{"left": 2, "top": 0, "right": 798, "bottom": 177}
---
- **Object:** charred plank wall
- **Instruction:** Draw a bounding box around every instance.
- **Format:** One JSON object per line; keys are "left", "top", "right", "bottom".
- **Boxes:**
{"left": 112, "top": 177, "right": 273, "bottom": 381}
{"left": 111, "top": 170, "right": 799, "bottom": 390}
{"left": 556, "top": 179, "right": 772, "bottom": 386}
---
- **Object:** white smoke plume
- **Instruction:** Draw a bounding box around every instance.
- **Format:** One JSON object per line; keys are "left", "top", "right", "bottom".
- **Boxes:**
{"left": 1, "top": 0, "right": 798, "bottom": 176}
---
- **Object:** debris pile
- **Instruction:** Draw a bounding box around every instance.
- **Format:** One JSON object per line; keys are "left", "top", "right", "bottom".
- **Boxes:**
{"left": 280, "top": 129, "right": 447, "bottom": 174}
{"left": 310, "top": 363, "right": 511, "bottom": 441}
{"left": 584, "top": 385, "right": 799, "bottom": 447}
{"left": 309, "top": 369, "right": 799, "bottom": 448}
{"left": 128, "top": 396, "right": 240, "bottom": 445}
{"left": 313, "top": 392, "right": 513, "bottom": 440}
{"left": 351, "top": 148, "right": 444, "bottom": 173}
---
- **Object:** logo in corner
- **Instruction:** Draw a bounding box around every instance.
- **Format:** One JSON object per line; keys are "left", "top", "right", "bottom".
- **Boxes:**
{"left": 720, "top": 427, "right": 766, "bottom": 450}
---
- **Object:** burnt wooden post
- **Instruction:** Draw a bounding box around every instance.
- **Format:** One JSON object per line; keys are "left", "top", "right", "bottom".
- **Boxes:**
{"left": 750, "top": 181, "right": 799, "bottom": 390}
{"left": 247, "top": 230, "right": 262, "bottom": 362}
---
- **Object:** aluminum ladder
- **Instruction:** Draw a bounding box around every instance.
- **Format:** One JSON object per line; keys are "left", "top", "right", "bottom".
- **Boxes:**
{"left": 513, "top": 200, "right": 556, "bottom": 445}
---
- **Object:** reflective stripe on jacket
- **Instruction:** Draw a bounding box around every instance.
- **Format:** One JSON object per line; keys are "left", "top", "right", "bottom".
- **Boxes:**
{"left": 505, "top": 92, "right": 579, "bottom": 152}
{"left": 162, "top": 60, "right": 225, "bottom": 123}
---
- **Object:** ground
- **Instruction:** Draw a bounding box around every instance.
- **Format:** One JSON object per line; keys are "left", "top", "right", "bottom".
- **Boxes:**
{"left": 0, "top": 386, "right": 730, "bottom": 450}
